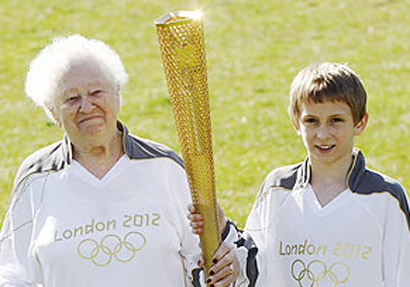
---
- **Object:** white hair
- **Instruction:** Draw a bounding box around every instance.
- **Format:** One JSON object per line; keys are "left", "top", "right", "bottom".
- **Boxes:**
{"left": 25, "top": 34, "right": 128, "bottom": 120}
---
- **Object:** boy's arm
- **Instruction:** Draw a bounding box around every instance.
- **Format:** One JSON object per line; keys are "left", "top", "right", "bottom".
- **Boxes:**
{"left": 225, "top": 223, "right": 259, "bottom": 287}
{"left": 383, "top": 189, "right": 410, "bottom": 286}
{"left": 188, "top": 170, "right": 277, "bottom": 287}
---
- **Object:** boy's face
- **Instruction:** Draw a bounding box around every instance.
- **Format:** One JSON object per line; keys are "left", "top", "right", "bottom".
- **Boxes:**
{"left": 292, "top": 100, "right": 368, "bottom": 167}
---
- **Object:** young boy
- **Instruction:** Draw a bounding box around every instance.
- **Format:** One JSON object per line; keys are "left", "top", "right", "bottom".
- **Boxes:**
{"left": 190, "top": 62, "right": 410, "bottom": 286}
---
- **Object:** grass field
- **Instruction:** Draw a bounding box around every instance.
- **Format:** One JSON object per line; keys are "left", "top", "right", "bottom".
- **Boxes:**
{"left": 1, "top": 0, "right": 409, "bottom": 227}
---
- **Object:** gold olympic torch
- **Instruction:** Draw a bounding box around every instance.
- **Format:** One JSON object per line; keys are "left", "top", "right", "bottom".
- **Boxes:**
{"left": 154, "top": 11, "right": 220, "bottom": 273}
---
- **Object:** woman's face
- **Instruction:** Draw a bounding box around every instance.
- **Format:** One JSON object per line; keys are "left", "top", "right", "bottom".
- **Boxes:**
{"left": 51, "top": 60, "right": 120, "bottom": 145}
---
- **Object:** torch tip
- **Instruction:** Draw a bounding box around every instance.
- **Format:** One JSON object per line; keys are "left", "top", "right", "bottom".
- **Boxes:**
{"left": 154, "top": 10, "right": 203, "bottom": 26}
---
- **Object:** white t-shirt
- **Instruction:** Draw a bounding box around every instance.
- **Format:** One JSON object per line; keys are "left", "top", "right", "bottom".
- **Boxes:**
{"left": 232, "top": 151, "right": 410, "bottom": 287}
{"left": 239, "top": 161, "right": 410, "bottom": 287}
{"left": 0, "top": 155, "right": 201, "bottom": 287}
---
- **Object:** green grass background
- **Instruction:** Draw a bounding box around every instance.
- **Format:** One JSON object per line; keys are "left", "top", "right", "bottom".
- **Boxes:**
{"left": 1, "top": 0, "right": 409, "bottom": 227}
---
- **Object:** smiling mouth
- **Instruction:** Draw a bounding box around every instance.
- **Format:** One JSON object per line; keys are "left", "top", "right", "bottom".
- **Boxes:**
{"left": 78, "top": 116, "right": 102, "bottom": 124}
{"left": 315, "top": 144, "right": 335, "bottom": 152}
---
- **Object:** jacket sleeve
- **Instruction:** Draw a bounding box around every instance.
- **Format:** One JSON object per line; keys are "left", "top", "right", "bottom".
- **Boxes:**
{"left": 167, "top": 162, "right": 203, "bottom": 287}
{"left": 0, "top": 176, "right": 43, "bottom": 287}
{"left": 218, "top": 220, "right": 259, "bottom": 287}
{"left": 382, "top": 188, "right": 410, "bottom": 286}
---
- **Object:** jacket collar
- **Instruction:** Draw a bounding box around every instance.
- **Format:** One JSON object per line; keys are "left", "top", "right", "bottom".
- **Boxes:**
{"left": 295, "top": 149, "right": 364, "bottom": 191}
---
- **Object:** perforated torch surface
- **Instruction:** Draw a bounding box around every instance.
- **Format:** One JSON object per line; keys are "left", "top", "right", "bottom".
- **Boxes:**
{"left": 155, "top": 12, "right": 220, "bottom": 274}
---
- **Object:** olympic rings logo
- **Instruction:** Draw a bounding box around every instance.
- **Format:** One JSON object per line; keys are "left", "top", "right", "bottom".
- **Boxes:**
{"left": 291, "top": 259, "right": 350, "bottom": 287}
{"left": 77, "top": 231, "right": 146, "bottom": 267}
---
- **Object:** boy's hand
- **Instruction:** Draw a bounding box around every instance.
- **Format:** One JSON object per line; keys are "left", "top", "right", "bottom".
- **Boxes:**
{"left": 187, "top": 203, "right": 228, "bottom": 235}
{"left": 188, "top": 204, "right": 204, "bottom": 234}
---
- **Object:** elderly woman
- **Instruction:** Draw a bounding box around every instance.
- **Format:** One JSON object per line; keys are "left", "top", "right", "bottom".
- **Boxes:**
{"left": 0, "top": 35, "right": 238, "bottom": 287}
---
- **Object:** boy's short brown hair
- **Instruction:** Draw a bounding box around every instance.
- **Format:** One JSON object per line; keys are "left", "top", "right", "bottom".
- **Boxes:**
{"left": 288, "top": 62, "right": 367, "bottom": 124}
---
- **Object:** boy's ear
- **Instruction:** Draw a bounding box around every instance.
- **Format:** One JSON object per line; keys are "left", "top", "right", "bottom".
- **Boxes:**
{"left": 291, "top": 118, "right": 301, "bottom": 135}
{"left": 354, "top": 112, "right": 368, "bottom": 136}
